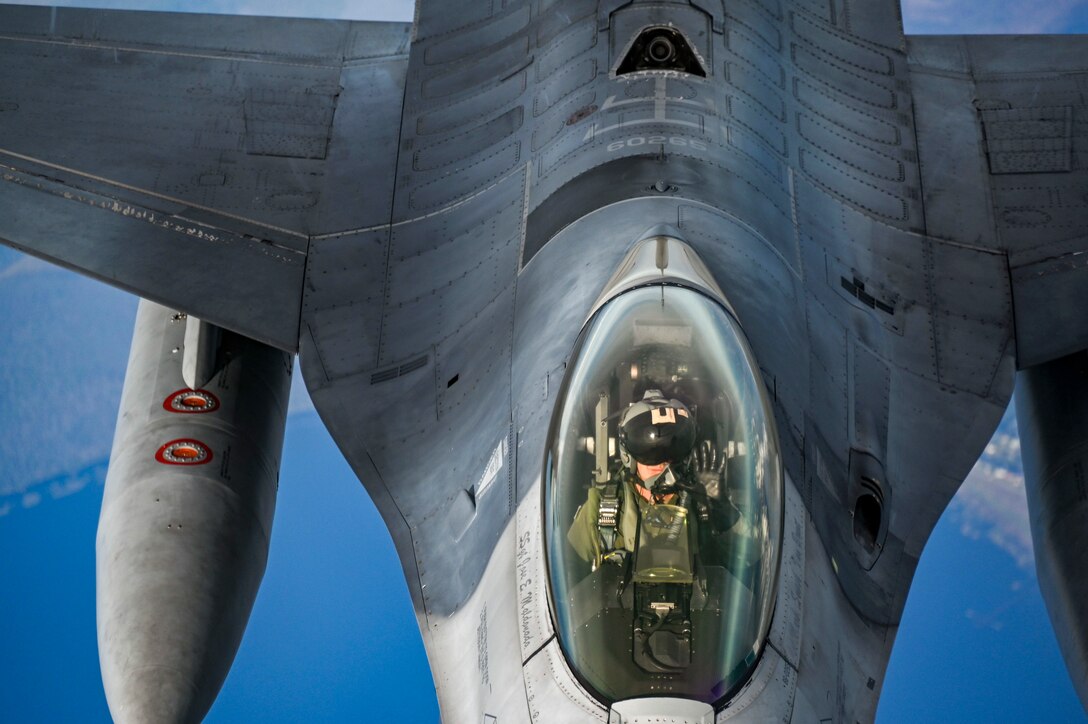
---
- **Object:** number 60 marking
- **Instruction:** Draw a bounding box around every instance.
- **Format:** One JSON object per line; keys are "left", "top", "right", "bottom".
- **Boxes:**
{"left": 607, "top": 136, "right": 708, "bottom": 152}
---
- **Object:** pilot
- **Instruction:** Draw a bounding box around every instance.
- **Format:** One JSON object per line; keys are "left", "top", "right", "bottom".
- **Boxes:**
{"left": 567, "top": 390, "right": 697, "bottom": 569}
{"left": 567, "top": 389, "right": 758, "bottom": 574}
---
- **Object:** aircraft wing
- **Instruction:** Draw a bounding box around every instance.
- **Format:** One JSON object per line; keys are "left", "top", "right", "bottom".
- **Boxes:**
{"left": 908, "top": 34, "right": 1088, "bottom": 368}
{"left": 0, "top": 5, "right": 410, "bottom": 351}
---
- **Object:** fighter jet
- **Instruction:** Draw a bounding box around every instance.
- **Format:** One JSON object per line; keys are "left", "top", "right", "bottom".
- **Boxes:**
{"left": 1, "top": 1, "right": 1086, "bottom": 722}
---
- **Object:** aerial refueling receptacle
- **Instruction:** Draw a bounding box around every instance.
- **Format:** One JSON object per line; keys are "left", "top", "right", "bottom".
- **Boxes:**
{"left": 96, "top": 300, "right": 292, "bottom": 724}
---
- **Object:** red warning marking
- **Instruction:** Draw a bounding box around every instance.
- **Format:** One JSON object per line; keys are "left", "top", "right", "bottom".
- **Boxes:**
{"left": 163, "top": 389, "right": 220, "bottom": 413}
{"left": 155, "top": 439, "right": 213, "bottom": 465}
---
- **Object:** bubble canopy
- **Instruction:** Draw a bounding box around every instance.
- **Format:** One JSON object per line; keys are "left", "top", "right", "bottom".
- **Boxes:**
{"left": 544, "top": 284, "right": 783, "bottom": 706}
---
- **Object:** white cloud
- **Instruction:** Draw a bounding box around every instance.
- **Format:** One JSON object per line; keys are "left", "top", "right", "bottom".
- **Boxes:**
{"left": 952, "top": 446, "right": 1034, "bottom": 569}
{"left": 0, "top": 255, "right": 54, "bottom": 282}
{"left": 50, "top": 476, "right": 89, "bottom": 499}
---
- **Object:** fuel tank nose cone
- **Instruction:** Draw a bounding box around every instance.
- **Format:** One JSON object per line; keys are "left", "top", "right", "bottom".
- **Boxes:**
{"left": 103, "top": 666, "right": 201, "bottom": 724}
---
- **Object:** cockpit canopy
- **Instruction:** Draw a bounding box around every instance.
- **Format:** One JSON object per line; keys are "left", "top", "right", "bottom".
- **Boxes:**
{"left": 545, "top": 285, "right": 783, "bottom": 706}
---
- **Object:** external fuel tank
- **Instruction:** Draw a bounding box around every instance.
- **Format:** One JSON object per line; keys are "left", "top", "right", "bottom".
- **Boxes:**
{"left": 1017, "top": 351, "right": 1088, "bottom": 707}
{"left": 97, "top": 299, "right": 292, "bottom": 723}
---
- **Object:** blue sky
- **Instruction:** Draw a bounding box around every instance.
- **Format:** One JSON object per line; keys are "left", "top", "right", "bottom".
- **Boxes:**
{"left": 1, "top": 1, "right": 1086, "bottom": 722}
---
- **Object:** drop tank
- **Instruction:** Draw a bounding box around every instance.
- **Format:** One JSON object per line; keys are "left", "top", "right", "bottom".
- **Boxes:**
{"left": 97, "top": 299, "right": 292, "bottom": 724}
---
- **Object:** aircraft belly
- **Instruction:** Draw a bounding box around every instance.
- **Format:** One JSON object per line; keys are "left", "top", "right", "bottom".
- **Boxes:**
{"left": 299, "top": 1, "right": 1023, "bottom": 721}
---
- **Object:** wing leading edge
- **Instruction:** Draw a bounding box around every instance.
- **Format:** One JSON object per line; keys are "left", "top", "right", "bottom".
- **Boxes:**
{"left": 0, "top": 4, "right": 410, "bottom": 350}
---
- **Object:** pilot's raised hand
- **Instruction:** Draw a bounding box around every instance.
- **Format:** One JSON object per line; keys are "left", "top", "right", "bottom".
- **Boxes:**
{"left": 692, "top": 439, "right": 725, "bottom": 498}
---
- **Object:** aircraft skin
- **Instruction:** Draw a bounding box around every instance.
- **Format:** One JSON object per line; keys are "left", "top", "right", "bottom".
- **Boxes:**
{"left": 1, "top": 1, "right": 1087, "bottom": 722}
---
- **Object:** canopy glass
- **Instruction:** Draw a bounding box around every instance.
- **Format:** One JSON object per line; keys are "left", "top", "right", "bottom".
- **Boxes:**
{"left": 545, "top": 285, "right": 783, "bottom": 705}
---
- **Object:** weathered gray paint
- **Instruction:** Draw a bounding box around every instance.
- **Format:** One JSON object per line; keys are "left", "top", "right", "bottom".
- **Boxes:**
{"left": 0, "top": 7, "right": 411, "bottom": 349}
{"left": 908, "top": 34, "right": 1088, "bottom": 368}
{"left": 1, "top": 1, "right": 1086, "bottom": 721}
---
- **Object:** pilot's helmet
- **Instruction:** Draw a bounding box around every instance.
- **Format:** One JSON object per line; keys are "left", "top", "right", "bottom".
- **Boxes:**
{"left": 619, "top": 390, "right": 696, "bottom": 466}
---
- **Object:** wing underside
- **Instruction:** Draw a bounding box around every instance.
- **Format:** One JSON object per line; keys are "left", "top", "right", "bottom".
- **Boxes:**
{"left": 909, "top": 34, "right": 1088, "bottom": 368}
{"left": 0, "top": 5, "right": 409, "bottom": 350}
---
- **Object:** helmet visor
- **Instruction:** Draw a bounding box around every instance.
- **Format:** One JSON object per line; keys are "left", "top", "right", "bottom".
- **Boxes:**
{"left": 621, "top": 404, "right": 695, "bottom": 464}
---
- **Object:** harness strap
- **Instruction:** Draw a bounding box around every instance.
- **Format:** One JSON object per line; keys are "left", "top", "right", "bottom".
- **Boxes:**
{"left": 597, "top": 482, "right": 620, "bottom": 550}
